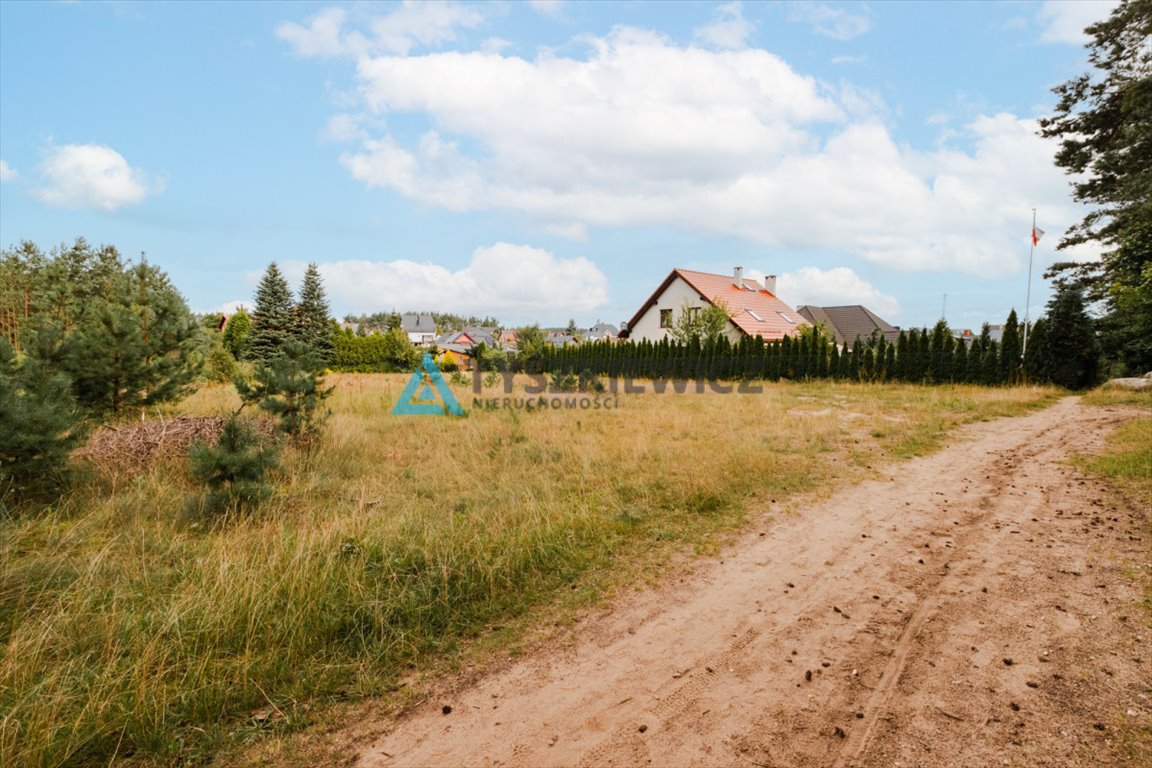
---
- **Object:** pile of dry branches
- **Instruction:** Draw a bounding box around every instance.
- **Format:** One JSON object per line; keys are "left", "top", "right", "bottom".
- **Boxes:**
{"left": 74, "top": 415, "right": 276, "bottom": 477}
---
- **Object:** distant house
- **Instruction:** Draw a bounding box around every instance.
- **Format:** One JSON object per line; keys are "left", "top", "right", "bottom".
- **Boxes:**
{"left": 401, "top": 313, "right": 437, "bottom": 346}
{"left": 587, "top": 322, "right": 618, "bottom": 342}
{"left": 437, "top": 344, "right": 476, "bottom": 371}
{"left": 795, "top": 305, "right": 901, "bottom": 346}
{"left": 953, "top": 325, "right": 1005, "bottom": 346}
{"left": 545, "top": 332, "right": 578, "bottom": 348}
{"left": 621, "top": 267, "right": 807, "bottom": 344}
{"left": 437, "top": 326, "right": 498, "bottom": 349}
{"left": 497, "top": 329, "right": 518, "bottom": 350}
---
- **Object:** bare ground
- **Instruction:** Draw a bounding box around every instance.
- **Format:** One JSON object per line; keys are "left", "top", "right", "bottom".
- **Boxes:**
{"left": 354, "top": 397, "right": 1151, "bottom": 768}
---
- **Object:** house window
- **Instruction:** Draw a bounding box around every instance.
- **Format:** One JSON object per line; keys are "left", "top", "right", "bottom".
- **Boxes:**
{"left": 659, "top": 309, "right": 673, "bottom": 328}
{"left": 747, "top": 309, "right": 764, "bottom": 322}
{"left": 777, "top": 311, "right": 797, "bottom": 324}
{"left": 688, "top": 307, "right": 700, "bottom": 320}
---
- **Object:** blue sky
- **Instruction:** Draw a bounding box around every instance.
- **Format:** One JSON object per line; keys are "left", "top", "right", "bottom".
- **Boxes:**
{"left": 0, "top": 0, "right": 1117, "bottom": 330}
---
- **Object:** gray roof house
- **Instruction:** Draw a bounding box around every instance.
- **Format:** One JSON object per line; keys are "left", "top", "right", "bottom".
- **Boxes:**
{"left": 401, "top": 313, "right": 437, "bottom": 345}
{"left": 587, "top": 322, "right": 618, "bottom": 341}
{"left": 796, "top": 305, "right": 901, "bottom": 346}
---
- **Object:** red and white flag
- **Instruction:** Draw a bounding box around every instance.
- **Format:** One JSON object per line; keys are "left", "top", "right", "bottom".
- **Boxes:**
{"left": 1032, "top": 225, "right": 1044, "bottom": 246}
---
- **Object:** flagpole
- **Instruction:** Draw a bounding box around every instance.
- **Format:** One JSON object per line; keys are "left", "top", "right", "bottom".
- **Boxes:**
{"left": 1022, "top": 208, "right": 1036, "bottom": 360}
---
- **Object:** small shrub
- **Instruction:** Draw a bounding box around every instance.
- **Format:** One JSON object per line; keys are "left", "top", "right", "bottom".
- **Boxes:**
{"left": 187, "top": 416, "right": 278, "bottom": 516}
{"left": 204, "top": 342, "right": 237, "bottom": 383}
{"left": 579, "top": 369, "right": 606, "bottom": 393}
{"left": 550, "top": 371, "right": 579, "bottom": 392}
{"left": 236, "top": 339, "right": 334, "bottom": 441}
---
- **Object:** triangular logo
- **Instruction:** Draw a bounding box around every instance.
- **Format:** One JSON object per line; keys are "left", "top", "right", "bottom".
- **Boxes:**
{"left": 392, "top": 353, "right": 465, "bottom": 416}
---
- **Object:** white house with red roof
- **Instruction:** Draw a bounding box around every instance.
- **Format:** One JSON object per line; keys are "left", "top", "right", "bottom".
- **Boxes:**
{"left": 622, "top": 267, "right": 807, "bottom": 343}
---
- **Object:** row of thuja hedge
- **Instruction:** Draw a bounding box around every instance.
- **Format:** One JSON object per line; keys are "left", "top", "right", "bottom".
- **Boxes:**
{"left": 508, "top": 316, "right": 1053, "bottom": 387}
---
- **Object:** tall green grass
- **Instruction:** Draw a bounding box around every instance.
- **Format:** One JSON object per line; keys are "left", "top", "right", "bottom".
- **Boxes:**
{"left": 1, "top": 377, "right": 1060, "bottom": 767}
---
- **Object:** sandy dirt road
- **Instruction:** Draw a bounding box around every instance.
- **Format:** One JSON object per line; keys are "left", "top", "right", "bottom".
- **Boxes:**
{"left": 356, "top": 397, "right": 1150, "bottom": 768}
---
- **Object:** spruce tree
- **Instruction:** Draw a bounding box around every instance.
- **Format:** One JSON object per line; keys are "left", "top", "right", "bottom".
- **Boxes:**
{"left": 295, "top": 263, "right": 333, "bottom": 363}
{"left": 1041, "top": 285, "right": 1100, "bottom": 389}
{"left": 236, "top": 339, "right": 334, "bottom": 441}
{"left": 188, "top": 415, "right": 279, "bottom": 515}
{"left": 248, "top": 263, "right": 295, "bottom": 362}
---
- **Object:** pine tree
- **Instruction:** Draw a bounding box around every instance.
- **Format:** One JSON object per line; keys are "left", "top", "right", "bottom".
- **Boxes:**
{"left": 0, "top": 338, "right": 86, "bottom": 500}
{"left": 59, "top": 260, "right": 200, "bottom": 415}
{"left": 295, "top": 263, "right": 333, "bottom": 363}
{"left": 188, "top": 415, "right": 279, "bottom": 515}
{"left": 247, "top": 263, "right": 295, "bottom": 362}
{"left": 221, "top": 308, "right": 251, "bottom": 359}
{"left": 1039, "top": 0, "right": 1152, "bottom": 375}
{"left": 236, "top": 339, "right": 334, "bottom": 441}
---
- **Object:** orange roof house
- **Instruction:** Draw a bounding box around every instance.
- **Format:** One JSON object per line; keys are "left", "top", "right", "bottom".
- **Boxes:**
{"left": 621, "top": 267, "right": 807, "bottom": 343}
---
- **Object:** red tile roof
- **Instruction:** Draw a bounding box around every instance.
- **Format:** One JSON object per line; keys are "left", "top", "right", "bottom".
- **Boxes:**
{"left": 627, "top": 268, "right": 808, "bottom": 341}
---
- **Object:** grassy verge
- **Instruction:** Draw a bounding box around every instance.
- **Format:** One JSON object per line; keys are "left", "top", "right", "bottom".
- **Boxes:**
{"left": 1078, "top": 386, "right": 1152, "bottom": 760}
{"left": 1, "top": 378, "right": 1060, "bottom": 767}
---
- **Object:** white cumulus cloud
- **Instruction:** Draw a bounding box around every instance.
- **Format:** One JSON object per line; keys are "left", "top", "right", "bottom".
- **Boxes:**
{"left": 283, "top": 243, "right": 609, "bottom": 323}
{"left": 35, "top": 143, "right": 162, "bottom": 211}
{"left": 277, "top": 2, "right": 485, "bottom": 58}
{"left": 694, "top": 1, "right": 755, "bottom": 51}
{"left": 1037, "top": 0, "right": 1119, "bottom": 44}
{"left": 0, "top": 160, "right": 17, "bottom": 182}
{"left": 788, "top": 2, "right": 872, "bottom": 41}
{"left": 775, "top": 266, "right": 901, "bottom": 318}
{"left": 280, "top": 15, "right": 1098, "bottom": 279}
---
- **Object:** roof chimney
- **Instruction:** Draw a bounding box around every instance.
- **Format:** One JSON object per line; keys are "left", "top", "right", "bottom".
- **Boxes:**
{"left": 763, "top": 274, "right": 777, "bottom": 294}
{"left": 733, "top": 266, "right": 744, "bottom": 288}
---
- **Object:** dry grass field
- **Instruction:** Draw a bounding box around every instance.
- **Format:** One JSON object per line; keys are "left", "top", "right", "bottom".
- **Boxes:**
{"left": 0, "top": 375, "right": 1066, "bottom": 767}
